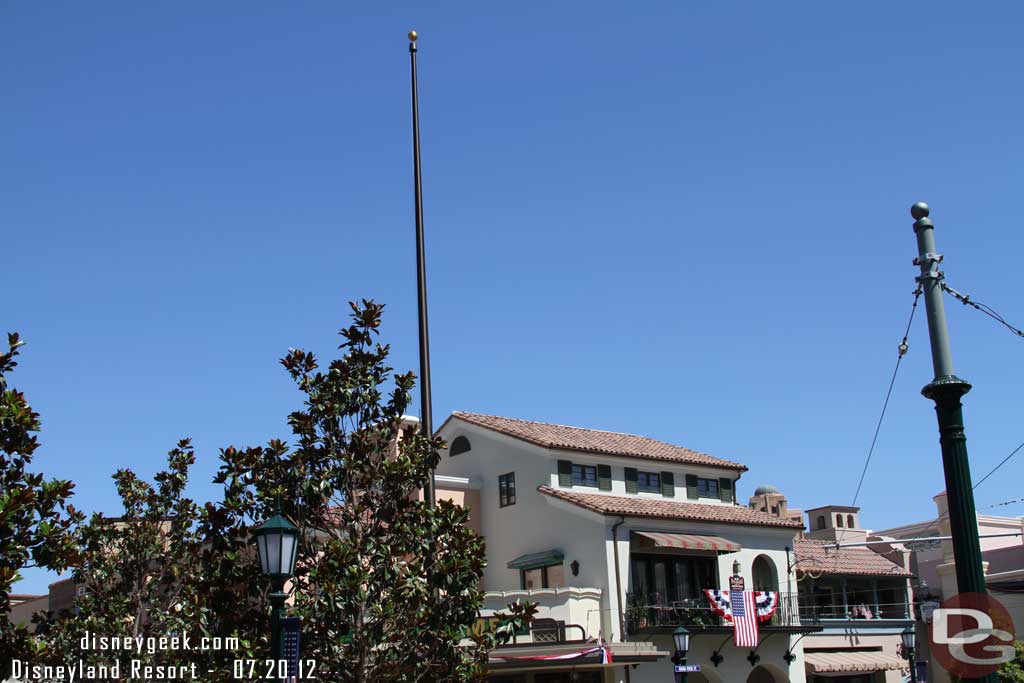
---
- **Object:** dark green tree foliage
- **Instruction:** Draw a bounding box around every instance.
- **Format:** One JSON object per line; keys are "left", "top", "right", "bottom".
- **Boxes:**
{"left": 38, "top": 441, "right": 256, "bottom": 673}
{"left": 0, "top": 334, "right": 82, "bottom": 671}
{"left": 999, "top": 641, "right": 1024, "bottom": 683}
{"left": 207, "top": 301, "right": 504, "bottom": 681}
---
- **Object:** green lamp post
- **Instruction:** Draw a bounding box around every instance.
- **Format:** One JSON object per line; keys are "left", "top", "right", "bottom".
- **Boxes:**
{"left": 253, "top": 509, "right": 299, "bottom": 683}
{"left": 901, "top": 626, "right": 918, "bottom": 683}
{"left": 672, "top": 626, "right": 691, "bottom": 682}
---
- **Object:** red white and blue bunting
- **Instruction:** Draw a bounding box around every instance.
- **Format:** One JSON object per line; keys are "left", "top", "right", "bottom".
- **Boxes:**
{"left": 496, "top": 639, "right": 613, "bottom": 664}
{"left": 704, "top": 590, "right": 778, "bottom": 648}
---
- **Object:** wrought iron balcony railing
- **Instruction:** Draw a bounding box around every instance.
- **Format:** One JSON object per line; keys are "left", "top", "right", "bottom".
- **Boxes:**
{"left": 625, "top": 592, "right": 813, "bottom": 634}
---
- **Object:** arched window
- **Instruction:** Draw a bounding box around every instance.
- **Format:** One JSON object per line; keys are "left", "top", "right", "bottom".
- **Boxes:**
{"left": 836, "top": 514, "right": 844, "bottom": 528}
{"left": 847, "top": 514, "right": 855, "bottom": 528}
{"left": 752, "top": 555, "right": 777, "bottom": 592}
{"left": 450, "top": 436, "right": 471, "bottom": 457}
{"left": 816, "top": 515, "right": 826, "bottom": 530}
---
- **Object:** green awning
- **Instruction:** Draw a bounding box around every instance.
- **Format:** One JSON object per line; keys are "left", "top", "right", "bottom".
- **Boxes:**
{"left": 507, "top": 549, "right": 564, "bottom": 571}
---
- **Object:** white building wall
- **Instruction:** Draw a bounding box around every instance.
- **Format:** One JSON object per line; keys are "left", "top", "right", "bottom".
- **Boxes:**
{"left": 623, "top": 634, "right": 805, "bottom": 683}
{"left": 436, "top": 417, "right": 809, "bottom": 681}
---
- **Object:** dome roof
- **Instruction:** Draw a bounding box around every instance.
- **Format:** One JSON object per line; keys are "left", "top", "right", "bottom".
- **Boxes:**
{"left": 753, "top": 484, "right": 781, "bottom": 495}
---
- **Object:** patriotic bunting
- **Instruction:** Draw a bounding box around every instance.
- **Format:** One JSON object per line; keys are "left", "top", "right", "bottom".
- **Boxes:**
{"left": 496, "top": 639, "right": 613, "bottom": 664}
{"left": 704, "top": 590, "right": 779, "bottom": 647}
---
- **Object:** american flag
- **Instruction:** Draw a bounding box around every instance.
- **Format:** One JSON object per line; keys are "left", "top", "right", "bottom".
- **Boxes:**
{"left": 730, "top": 590, "right": 759, "bottom": 647}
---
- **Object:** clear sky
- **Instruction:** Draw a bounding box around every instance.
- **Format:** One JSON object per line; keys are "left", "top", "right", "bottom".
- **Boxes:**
{"left": 4, "top": 3, "right": 1022, "bottom": 593}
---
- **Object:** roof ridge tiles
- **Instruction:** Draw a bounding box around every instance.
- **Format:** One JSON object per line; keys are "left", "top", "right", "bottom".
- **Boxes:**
{"left": 446, "top": 411, "right": 747, "bottom": 471}
{"left": 538, "top": 486, "right": 804, "bottom": 529}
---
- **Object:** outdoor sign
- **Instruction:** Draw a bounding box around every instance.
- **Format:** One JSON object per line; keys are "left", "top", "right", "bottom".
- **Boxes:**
{"left": 919, "top": 600, "right": 940, "bottom": 623}
{"left": 729, "top": 574, "right": 745, "bottom": 591}
{"left": 674, "top": 664, "right": 701, "bottom": 672}
{"left": 281, "top": 617, "right": 302, "bottom": 678}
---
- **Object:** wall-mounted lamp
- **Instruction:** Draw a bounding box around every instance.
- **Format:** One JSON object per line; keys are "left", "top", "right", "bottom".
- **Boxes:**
{"left": 733, "top": 560, "right": 742, "bottom": 576}
{"left": 570, "top": 560, "right": 580, "bottom": 576}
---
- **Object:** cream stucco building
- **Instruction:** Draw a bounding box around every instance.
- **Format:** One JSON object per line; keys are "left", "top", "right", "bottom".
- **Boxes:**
{"left": 433, "top": 412, "right": 918, "bottom": 683}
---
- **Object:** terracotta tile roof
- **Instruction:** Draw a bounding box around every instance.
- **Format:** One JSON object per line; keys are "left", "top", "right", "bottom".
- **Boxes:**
{"left": 444, "top": 412, "right": 747, "bottom": 471}
{"left": 792, "top": 539, "right": 913, "bottom": 577}
{"left": 538, "top": 486, "right": 804, "bottom": 528}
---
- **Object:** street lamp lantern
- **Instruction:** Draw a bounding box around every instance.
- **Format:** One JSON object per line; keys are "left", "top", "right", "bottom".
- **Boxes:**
{"left": 253, "top": 509, "right": 299, "bottom": 683}
{"left": 253, "top": 510, "right": 299, "bottom": 582}
{"left": 672, "top": 626, "right": 691, "bottom": 682}
{"left": 673, "top": 626, "right": 690, "bottom": 656}
{"left": 901, "top": 626, "right": 918, "bottom": 683}
{"left": 900, "top": 626, "right": 915, "bottom": 653}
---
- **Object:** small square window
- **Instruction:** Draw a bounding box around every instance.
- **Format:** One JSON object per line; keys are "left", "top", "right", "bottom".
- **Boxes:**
{"left": 696, "top": 478, "right": 719, "bottom": 498}
{"left": 637, "top": 471, "right": 661, "bottom": 493}
{"left": 499, "top": 472, "right": 516, "bottom": 507}
{"left": 520, "top": 564, "right": 566, "bottom": 590}
{"left": 571, "top": 464, "right": 598, "bottom": 487}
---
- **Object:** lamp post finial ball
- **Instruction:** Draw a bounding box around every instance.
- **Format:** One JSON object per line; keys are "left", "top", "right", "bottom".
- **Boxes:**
{"left": 911, "top": 202, "right": 930, "bottom": 220}
{"left": 408, "top": 30, "right": 418, "bottom": 42}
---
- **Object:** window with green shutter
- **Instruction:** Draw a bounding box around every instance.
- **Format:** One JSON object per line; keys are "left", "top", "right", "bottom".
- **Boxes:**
{"left": 597, "top": 464, "right": 612, "bottom": 491}
{"left": 557, "top": 460, "right": 572, "bottom": 487}
{"left": 696, "top": 477, "right": 719, "bottom": 498}
{"left": 624, "top": 467, "right": 638, "bottom": 494}
{"left": 571, "top": 464, "right": 598, "bottom": 487}
{"left": 661, "top": 471, "right": 675, "bottom": 498}
{"left": 719, "top": 477, "right": 734, "bottom": 503}
{"left": 685, "top": 474, "right": 698, "bottom": 500}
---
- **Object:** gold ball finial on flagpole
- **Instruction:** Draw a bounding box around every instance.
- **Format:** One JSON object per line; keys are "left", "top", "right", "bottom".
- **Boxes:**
{"left": 408, "top": 30, "right": 418, "bottom": 42}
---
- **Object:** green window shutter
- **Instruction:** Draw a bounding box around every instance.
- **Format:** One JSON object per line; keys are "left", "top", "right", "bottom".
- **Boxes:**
{"left": 624, "top": 467, "right": 638, "bottom": 494}
{"left": 661, "top": 472, "right": 675, "bottom": 498}
{"left": 558, "top": 460, "right": 573, "bottom": 487}
{"left": 719, "top": 477, "right": 734, "bottom": 503}
{"left": 597, "top": 464, "right": 612, "bottom": 491}
{"left": 685, "top": 474, "right": 699, "bottom": 500}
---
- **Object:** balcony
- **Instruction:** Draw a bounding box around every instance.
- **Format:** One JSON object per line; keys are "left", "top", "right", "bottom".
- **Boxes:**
{"left": 625, "top": 592, "right": 819, "bottom": 635}
{"left": 798, "top": 582, "right": 912, "bottom": 624}
{"left": 476, "top": 586, "right": 603, "bottom": 645}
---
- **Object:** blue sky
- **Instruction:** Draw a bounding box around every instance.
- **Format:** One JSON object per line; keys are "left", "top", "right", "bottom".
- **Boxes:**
{"left": 4, "top": 3, "right": 1022, "bottom": 593}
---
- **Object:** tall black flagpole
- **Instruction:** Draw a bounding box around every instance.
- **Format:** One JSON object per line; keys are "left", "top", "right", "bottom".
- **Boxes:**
{"left": 408, "top": 29, "right": 435, "bottom": 508}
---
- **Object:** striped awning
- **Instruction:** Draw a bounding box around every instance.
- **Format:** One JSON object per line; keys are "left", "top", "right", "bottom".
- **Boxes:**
{"left": 804, "top": 651, "right": 908, "bottom": 674}
{"left": 631, "top": 531, "right": 740, "bottom": 553}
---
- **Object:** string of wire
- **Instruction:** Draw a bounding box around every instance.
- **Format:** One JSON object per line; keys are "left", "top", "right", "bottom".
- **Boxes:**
{"left": 865, "top": 441, "right": 1024, "bottom": 552}
{"left": 942, "top": 282, "right": 1024, "bottom": 338}
{"left": 826, "top": 281, "right": 1022, "bottom": 558}
{"left": 829, "top": 288, "right": 921, "bottom": 569}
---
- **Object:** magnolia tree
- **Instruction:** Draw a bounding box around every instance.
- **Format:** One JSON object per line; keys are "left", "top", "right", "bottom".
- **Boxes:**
{"left": 206, "top": 300, "right": 523, "bottom": 682}
{"left": 37, "top": 440, "right": 259, "bottom": 675}
{"left": 0, "top": 334, "right": 82, "bottom": 675}
{"left": 33, "top": 302, "right": 531, "bottom": 682}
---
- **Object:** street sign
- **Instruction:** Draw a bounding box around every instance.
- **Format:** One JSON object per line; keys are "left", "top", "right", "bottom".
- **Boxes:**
{"left": 674, "top": 664, "right": 701, "bottom": 673}
{"left": 281, "top": 617, "right": 302, "bottom": 678}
